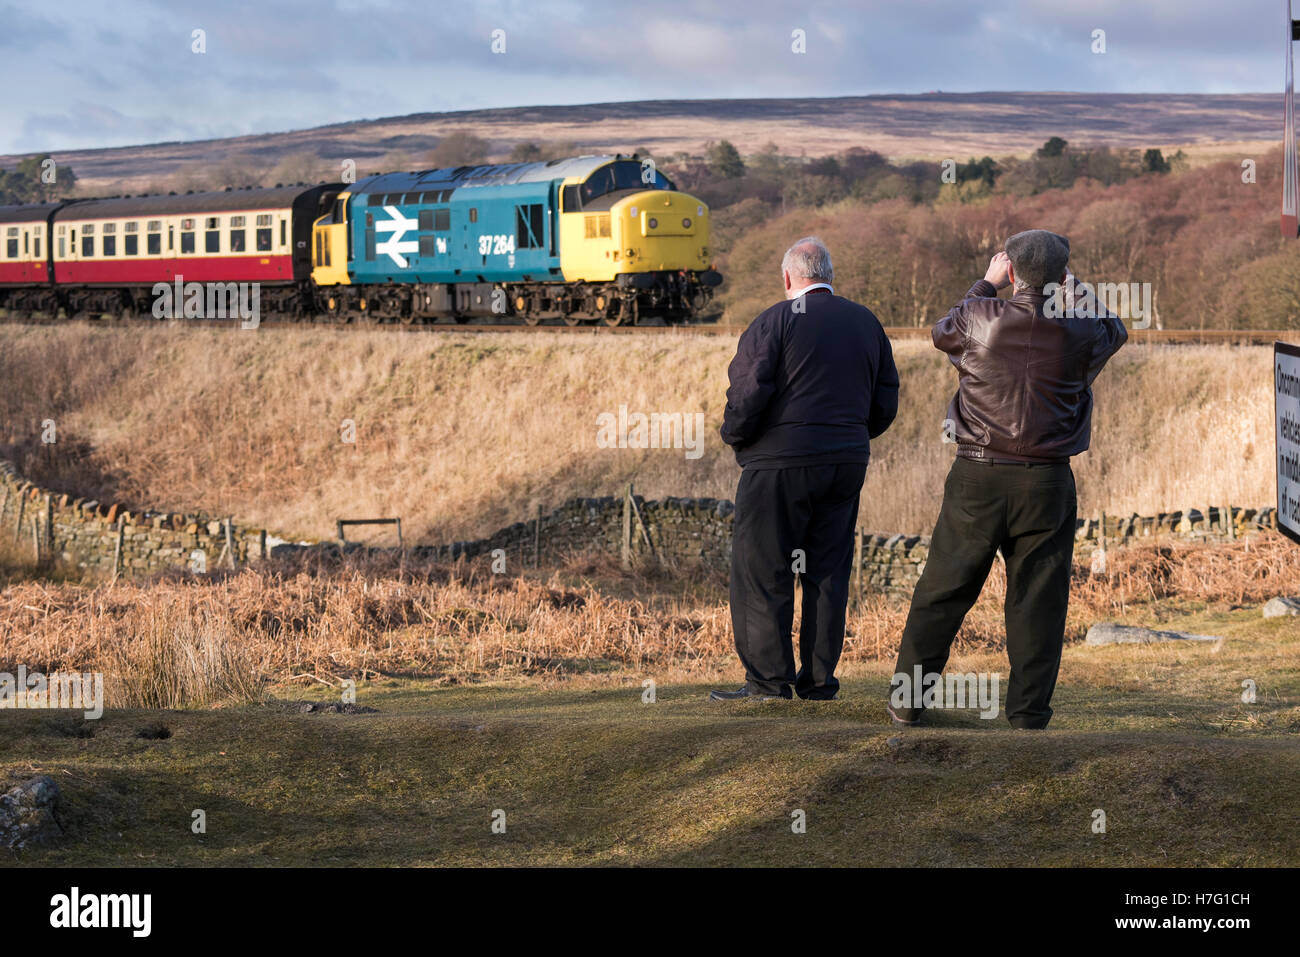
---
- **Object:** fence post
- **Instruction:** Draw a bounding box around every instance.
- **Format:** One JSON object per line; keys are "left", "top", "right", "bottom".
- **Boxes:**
{"left": 533, "top": 503, "right": 542, "bottom": 568}
{"left": 224, "top": 517, "right": 236, "bottom": 570}
{"left": 621, "top": 483, "right": 633, "bottom": 570}
{"left": 852, "top": 528, "right": 863, "bottom": 607}
{"left": 13, "top": 493, "right": 25, "bottom": 544}
{"left": 112, "top": 519, "right": 124, "bottom": 579}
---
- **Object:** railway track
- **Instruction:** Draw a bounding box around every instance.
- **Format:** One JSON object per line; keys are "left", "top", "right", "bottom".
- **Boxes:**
{"left": 0, "top": 311, "right": 1293, "bottom": 344}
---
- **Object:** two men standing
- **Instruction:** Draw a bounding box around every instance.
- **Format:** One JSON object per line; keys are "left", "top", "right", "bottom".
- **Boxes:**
{"left": 718, "top": 230, "right": 1127, "bottom": 727}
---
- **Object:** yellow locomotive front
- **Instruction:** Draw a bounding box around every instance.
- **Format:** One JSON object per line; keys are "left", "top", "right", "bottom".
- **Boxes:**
{"left": 557, "top": 157, "right": 721, "bottom": 322}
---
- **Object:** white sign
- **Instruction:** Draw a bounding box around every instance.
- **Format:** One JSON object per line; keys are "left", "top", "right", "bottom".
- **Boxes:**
{"left": 1277, "top": 342, "right": 1300, "bottom": 545}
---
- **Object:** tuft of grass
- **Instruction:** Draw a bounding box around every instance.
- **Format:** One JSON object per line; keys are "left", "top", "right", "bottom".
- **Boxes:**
{"left": 105, "top": 600, "right": 268, "bottom": 710}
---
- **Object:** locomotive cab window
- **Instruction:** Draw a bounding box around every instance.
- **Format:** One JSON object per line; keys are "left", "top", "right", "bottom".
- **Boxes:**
{"left": 515, "top": 203, "right": 544, "bottom": 249}
{"left": 579, "top": 160, "right": 675, "bottom": 205}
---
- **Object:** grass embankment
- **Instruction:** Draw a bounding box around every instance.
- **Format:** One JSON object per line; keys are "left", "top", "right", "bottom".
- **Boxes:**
{"left": 0, "top": 323, "right": 1279, "bottom": 542}
{"left": 1, "top": 537, "right": 1297, "bottom": 866}
{"left": 2, "top": 603, "right": 1297, "bottom": 867}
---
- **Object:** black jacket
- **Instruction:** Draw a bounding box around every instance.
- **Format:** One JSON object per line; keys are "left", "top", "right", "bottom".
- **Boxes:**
{"left": 721, "top": 289, "right": 899, "bottom": 469}
{"left": 935, "top": 279, "right": 1128, "bottom": 463}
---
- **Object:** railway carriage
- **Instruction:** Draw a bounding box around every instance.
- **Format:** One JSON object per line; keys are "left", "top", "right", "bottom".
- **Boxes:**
{"left": 0, "top": 204, "right": 57, "bottom": 317}
{"left": 45, "top": 185, "right": 339, "bottom": 319}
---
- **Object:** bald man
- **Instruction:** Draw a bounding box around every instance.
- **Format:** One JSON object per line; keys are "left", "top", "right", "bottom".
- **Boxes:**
{"left": 714, "top": 237, "right": 899, "bottom": 702}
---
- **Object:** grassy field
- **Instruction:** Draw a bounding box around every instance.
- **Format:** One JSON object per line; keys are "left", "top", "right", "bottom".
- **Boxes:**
{"left": 0, "top": 324, "right": 1278, "bottom": 544}
{"left": 1, "top": 532, "right": 1298, "bottom": 867}
{"left": 2, "top": 601, "right": 1296, "bottom": 867}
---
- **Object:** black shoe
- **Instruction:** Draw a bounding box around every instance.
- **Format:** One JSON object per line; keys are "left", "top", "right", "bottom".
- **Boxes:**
{"left": 709, "top": 686, "right": 786, "bottom": 702}
{"left": 887, "top": 703, "right": 921, "bottom": 727}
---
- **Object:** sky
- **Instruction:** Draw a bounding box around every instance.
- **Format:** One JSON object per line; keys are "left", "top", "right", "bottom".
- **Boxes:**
{"left": 0, "top": 0, "right": 1285, "bottom": 154}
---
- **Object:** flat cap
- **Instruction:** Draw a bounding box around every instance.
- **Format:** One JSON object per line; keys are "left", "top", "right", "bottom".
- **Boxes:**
{"left": 1005, "top": 229, "right": 1070, "bottom": 291}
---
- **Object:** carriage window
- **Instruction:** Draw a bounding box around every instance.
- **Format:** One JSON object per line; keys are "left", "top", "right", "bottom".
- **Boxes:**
{"left": 103, "top": 236, "right": 116, "bottom": 256}
{"left": 124, "top": 235, "right": 138, "bottom": 256}
{"left": 230, "top": 228, "right": 246, "bottom": 252}
{"left": 5, "top": 239, "right": 15, "bottom": 259}
{"left": 83, "top": 236, "right": 94, "bottom": 257}
{"left": 256, "top": 214, "right": 273, "bottom": 251}
{"left": 181, "top": 231, "right": 196, "bottom": 254}
{"left": 280, "top": 220, "right": 287, "bottom": 247}
{"left": 33, "top": 236, "right": 40, "bottom": 258}
{"left": 206, "top": 216, "right": 220, "bottom": 253}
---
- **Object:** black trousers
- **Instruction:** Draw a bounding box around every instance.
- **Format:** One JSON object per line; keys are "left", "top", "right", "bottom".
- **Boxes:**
{"left": 729, "top": 463, "right": 866, "bottom": 699}
{"left": 892, "top": 457, "right": 1077, "bottom": 728}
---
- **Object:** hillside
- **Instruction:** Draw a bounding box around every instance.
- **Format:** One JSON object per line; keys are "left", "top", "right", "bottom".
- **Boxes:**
{"left": 0, "top": 324, "right": 1275, "bottom": 545}
{"left": 0, "top": 92, "right": 1281, "bottom": 195}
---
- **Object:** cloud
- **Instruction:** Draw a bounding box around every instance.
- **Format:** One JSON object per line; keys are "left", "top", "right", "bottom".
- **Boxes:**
{"left": 0, "top": 0, "right": 1282, "bottom": 154}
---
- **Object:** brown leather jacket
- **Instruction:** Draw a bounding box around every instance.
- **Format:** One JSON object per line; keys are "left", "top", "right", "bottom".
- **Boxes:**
{"left": 934, "top": 279, "right": 1128, "bottom": 463}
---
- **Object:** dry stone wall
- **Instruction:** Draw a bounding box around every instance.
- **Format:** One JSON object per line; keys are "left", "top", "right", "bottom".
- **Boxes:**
{"left": 0, "top": 457, "right": 1281, "bottom": 596}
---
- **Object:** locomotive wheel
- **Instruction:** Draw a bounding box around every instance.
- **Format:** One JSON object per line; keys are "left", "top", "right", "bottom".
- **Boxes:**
{"left": 523, "top": 310, "right": 542, "bottom": 326}
{"left": 605, "top": 298, "right": 635, "bottom": 327}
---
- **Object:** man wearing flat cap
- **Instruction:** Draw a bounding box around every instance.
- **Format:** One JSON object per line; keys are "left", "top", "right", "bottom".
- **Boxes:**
{"left": 889, "top": 229, "right": 1127, "bottom": 729}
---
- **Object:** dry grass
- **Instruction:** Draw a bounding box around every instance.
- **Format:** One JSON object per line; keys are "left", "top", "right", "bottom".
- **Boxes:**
{"left": 0, "top": 325, "right": 1278, "bottom": 546}
{"left": 2, "top": 537, "right": 1296, "bottom": 704}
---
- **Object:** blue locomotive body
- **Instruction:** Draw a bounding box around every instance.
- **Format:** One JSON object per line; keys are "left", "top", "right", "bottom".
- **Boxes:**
{"left": 346, "top": 169, "right": 562, "bottom": 285}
